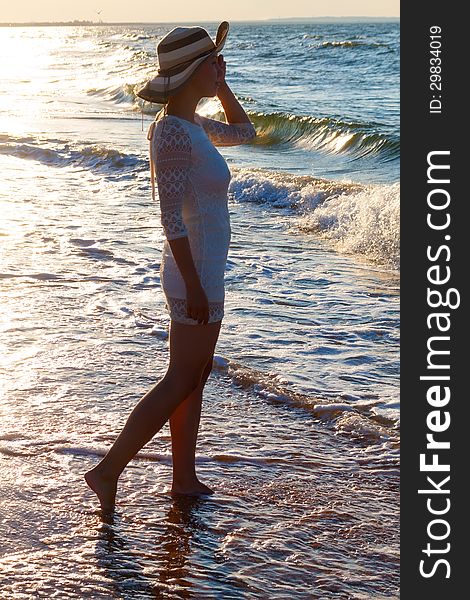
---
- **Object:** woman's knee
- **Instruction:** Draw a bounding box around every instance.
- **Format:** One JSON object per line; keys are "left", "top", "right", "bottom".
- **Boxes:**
{"left": 164, "top": 364, "right": 207, "bottom": 395}
{"left": 165, "top": 320, "right": 220, "bottom": 392}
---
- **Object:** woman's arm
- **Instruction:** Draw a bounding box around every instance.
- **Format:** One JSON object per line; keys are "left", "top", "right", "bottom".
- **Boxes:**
{"left": 166, "top": 236, "right": 200, "bottom": 288}
{"left": 216, "top": 54, "right": 251, "bottom": 124}
{"left": 216, "top": 80, "right": 252, "bottom": 125}
{"left": 193, "top": 56, "right": 256, "bottom": 146}
{"left": 194, "top": 112, "right": 256, "bottom": 146}
{"left": 167, "top": 237, "right": 210, "bottom": 324}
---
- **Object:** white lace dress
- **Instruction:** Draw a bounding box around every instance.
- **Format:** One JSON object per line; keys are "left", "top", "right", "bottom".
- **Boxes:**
{"left": 147, "top": 112, "right": 256, "bottom": 324}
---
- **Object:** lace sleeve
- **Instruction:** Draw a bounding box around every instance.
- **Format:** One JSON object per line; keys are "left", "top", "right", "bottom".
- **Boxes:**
{"left": 149, "top": 119, "right": 191, "bottom": 241}
{"left": 194, "top": 113, "right": 256, "bottom": 146}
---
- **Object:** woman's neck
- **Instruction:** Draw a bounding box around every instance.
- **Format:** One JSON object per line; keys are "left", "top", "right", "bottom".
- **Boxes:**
{"left": 165, "top": 97, "right": 200, "bottom": 124}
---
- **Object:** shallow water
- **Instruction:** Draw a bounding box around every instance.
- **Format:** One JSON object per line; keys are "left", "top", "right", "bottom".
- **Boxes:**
{"left": 0, "top": 372, "right": 399, "bottom": 598}
{"left": 0, "top": 21, "right": 399, "bottom": 598}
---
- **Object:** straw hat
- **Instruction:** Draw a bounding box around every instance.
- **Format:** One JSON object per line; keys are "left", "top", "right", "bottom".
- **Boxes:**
{"left": 137, "top": 21, "right": 229, "bottom": 104}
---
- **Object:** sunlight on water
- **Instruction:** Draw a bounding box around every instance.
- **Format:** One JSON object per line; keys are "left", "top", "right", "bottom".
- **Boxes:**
{"left": 0, "top": 28, "right": 67, "bottom": 98}
{"left": 0, "top": 22, "right": 399, "bottom": 598}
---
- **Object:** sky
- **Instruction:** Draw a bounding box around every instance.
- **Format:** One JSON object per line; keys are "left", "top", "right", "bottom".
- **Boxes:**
{"left": 1, "top": 1, "right": 400, "bottom": 23}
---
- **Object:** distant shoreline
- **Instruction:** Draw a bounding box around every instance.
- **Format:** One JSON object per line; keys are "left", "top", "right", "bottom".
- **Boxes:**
{"left": 0, "top": 17, "right": 400, "bottom": 27}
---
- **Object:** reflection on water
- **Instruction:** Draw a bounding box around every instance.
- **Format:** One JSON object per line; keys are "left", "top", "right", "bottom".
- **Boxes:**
{"left": 95, "top": 496, "right": 210, "bottom": 599}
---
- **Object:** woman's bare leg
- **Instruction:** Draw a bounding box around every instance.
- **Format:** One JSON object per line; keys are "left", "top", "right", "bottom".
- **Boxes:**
{"left": 84, "top": 319, "right": 221, "bottom": 511}
{"left": 169, "top": 355, "right": 214, "bottom": 494}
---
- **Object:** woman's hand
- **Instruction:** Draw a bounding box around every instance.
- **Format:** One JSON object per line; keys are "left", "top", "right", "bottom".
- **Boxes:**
{"left": 186, "top": 282, "right": 210, "bottom": 324}
{"left": 216, "top": 54, "right": 226, "bottom": 85}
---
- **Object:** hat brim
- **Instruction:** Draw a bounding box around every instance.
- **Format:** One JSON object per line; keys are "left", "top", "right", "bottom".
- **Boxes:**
{"left": 136, "top": 21, "right": 229, "bottom": 104}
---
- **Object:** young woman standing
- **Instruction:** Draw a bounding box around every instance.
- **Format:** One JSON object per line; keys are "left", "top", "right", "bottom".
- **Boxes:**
{"left": 84, "top": 21, "right": 256, "bottom": 511}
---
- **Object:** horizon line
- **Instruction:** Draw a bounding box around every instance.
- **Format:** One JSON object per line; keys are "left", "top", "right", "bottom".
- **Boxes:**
{"left": 0, "top": 16, "right": 400, "bottom": 26}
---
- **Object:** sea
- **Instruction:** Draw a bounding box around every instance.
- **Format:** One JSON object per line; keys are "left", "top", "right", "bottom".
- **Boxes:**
{"left": 0, "top": 20, "right": 400, "bottom": 599}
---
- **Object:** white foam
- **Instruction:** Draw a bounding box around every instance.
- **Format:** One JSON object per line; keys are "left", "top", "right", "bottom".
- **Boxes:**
{"left": 213, "top": 354, "right": 230, "bottom": 369}
{"left": 312, "top": 402, "right": 355, "bottom": 415}
{"left": 298, "top": 181, "right": 400, "bottom": 269}
{"left": 150, "top": 326, "right": 168, "bottom": 338}
{"left": 230, "top": 168, "right": 399, "bottom": 269}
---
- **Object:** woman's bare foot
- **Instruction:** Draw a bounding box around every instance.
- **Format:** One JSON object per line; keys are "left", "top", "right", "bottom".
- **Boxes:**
{"left": 84, "top": 466, "right": 118, "bottom": 511}
{"left": 170, "top": 478, "right": 215, "bottom": 496}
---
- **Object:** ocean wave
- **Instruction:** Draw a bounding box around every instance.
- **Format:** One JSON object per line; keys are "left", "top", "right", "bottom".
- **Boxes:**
{"left": 315, "top": 40, "right": 392, "bottom": 50}
{"left": 85, "top": 84, "right": 399, "bottom": 163}
{"left": 297, "top": 181, "right": 400, "bottom": 270}
{"left": 120, "top": 32, "right": 153, "bottom": 41}
{"left": 1, "top": 136, "right": 399, "bottom": 269}
{"left": 230, "top": 167, "right": 399, "bottom": 269}
{"left": 87, "top": 83, "right": 138, "bottom": 104}
{"left": 0, "top": 135, "right": 146, "bottom": 177}
{"left": 213, "top": 357, "right": 399, "bottom": 450}
{"left": 245, "top": 111, "right": 399, "bottom": 161}
{"left": 85, "top": 82, "right": 398, "bottom": 163}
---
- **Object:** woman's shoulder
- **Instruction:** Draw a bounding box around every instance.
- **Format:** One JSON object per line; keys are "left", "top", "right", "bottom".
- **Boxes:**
{"left": 152, "top": 115, "right": 194, "bottom": 153}
{"left": 155, "top": 114, "right": 192, "bottom": 135}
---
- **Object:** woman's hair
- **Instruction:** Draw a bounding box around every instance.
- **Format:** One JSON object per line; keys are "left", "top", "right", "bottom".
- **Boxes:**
{"left": 155, "top": 103, "right": 169, "bottom": 121}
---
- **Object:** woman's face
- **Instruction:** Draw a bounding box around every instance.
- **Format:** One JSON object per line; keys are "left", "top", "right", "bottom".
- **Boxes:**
{"left": 190, "top": 52, "right": 223, "bottom": 97}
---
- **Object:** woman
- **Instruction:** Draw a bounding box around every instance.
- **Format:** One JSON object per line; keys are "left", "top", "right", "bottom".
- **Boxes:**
{"left": 84, "top": 21, "right": 256, "bottom": 511}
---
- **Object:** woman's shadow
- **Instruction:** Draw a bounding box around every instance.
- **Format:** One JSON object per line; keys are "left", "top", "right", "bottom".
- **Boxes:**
{"left": 94, "top": 494, "right": 214, "bottom": 599}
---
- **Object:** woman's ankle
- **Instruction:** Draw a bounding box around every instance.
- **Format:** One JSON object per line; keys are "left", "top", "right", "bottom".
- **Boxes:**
{"left": 91, "top": 461, "right": 120, "bottom": 481}
{"left": 172, "top": 471, "right": 198, "bottom": 487}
